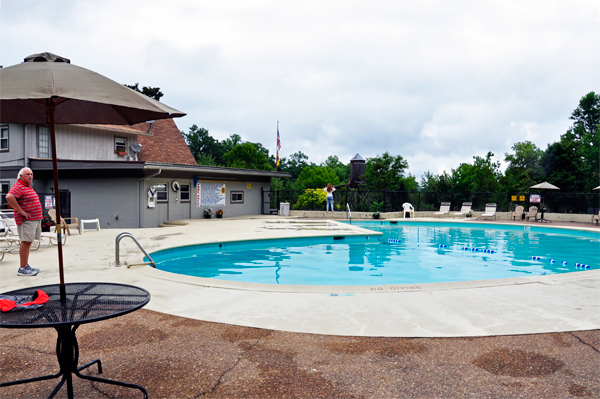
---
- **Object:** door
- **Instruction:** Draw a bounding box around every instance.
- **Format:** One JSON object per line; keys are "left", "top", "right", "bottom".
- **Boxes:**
{"left": 59, "top": 190, "right": 71, "bottom": 219}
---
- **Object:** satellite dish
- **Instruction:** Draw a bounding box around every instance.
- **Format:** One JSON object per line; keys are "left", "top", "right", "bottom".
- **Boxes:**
{"left": 130, "top": 143, "right": 142, "bottom": 153}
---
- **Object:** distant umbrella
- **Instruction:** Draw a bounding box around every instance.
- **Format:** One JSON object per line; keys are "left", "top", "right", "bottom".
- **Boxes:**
{"left": 594, "top": 186, "right": 600, "bottom": 190}
{"left": 529, "top": 182, "right": 560, "bottom": 190}
{"left": 0, "top": 52, "right": 185, "bottom": 300}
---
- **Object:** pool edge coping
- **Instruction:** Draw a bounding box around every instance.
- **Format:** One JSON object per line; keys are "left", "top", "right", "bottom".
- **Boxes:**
{"left": 132, "top": 219, "right": 599, "bottom": 293}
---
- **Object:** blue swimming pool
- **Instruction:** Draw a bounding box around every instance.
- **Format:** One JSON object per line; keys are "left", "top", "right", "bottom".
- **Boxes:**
{"left": 150, "top": 222, "right": 599, "bottom": 285}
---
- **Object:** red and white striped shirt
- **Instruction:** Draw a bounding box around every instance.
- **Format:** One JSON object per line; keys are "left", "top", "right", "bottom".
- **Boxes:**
{"left": 8, "top": 179, "right": 43, "bottom": 225}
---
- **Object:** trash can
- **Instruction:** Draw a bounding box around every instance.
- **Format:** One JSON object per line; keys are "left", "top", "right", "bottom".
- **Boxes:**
{"left": 280, "top": 202, "right": 290, "bottom": 216}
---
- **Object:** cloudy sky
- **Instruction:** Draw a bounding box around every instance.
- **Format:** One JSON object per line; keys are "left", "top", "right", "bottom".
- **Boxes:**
{"left": 1, "top": 0, "right": 598, "bottom": 180}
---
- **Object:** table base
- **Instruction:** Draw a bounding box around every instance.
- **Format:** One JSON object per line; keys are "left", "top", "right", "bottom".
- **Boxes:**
{"left": 0, "top": 324, "right": 147, "bottom": 399}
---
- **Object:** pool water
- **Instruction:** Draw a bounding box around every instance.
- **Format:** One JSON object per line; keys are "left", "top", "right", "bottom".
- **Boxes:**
{"left": 151, "top": 222, "right": 599, "bottom": 285}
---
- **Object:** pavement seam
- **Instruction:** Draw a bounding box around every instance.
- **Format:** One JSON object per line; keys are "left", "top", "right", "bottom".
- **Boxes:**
{"left": 568, "top": 331, "right": 600, "bottom": 353}
{"left": 197, "top": 329, "right": 274, "bottom": 398}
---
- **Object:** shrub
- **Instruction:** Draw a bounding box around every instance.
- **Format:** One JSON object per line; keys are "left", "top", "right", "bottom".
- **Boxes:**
{"left": 293, "top": 189, "right": 327, "bottom": 210}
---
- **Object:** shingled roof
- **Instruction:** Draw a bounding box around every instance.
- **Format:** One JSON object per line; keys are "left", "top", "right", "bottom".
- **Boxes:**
{"left": 133, "top": 119, "right": 197, "bottom": 166}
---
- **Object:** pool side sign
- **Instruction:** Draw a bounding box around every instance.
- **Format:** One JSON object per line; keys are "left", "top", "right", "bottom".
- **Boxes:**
{"left": 198, "top": 183, "right": 226, "bottom": 207}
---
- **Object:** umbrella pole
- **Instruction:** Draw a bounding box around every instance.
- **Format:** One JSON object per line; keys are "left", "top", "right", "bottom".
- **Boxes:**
{"left": 47, "top": 100, "right": 67, "bottom": 301}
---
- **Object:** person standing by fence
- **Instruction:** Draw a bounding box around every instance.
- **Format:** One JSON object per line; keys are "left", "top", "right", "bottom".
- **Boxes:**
{"left": 324, "top": 183, "right": 336, "bottom": 212}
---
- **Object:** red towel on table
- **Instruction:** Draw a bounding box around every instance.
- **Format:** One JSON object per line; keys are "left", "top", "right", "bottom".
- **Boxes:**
{"left": 0, "top": 290, "right": 49, "bottom": 312}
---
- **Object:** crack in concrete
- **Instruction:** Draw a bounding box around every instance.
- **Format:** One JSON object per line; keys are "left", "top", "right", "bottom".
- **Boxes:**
{"left": 568, "top": 332, "right": 600, "bottom": 353}
{"left": 197, "top": 329, "right": 273, "bottom": 397}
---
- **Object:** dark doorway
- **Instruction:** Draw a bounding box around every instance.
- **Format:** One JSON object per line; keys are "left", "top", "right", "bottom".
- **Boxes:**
{"left": 59, "top": 190, "right": 71, "bottom": 219}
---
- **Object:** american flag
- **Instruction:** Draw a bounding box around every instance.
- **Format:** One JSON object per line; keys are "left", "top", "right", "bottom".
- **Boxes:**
{"left": 276, "top": 122, "right": 281, "bottom": 167}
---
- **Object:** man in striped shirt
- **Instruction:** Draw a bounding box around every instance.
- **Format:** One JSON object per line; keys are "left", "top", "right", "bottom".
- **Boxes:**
{"left": 6, "top": 168, "right": 43, "bottom": 276}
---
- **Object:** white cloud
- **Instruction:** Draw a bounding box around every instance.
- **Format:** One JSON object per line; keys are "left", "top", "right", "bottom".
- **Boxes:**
{"left": 1, "top": 0, "right": 598, "bottom": 180}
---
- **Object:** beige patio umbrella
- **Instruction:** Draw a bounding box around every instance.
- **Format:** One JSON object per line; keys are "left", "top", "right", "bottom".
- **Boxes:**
{"left": 594, "top": 186, "right": 600, "bottom": 190}
{"left": 529, "top": 182, "right": 560, "bottom": 214}
{"left": 529, "top": 182, "right": 560, "bottom": 190}
{"left": 0, "top": 52, "right": 185, "bottom": 300}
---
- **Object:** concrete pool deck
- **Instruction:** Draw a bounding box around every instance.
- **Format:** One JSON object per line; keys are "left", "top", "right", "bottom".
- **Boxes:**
{"left": 1, "top": 216, "right": 598, "bottom": 337}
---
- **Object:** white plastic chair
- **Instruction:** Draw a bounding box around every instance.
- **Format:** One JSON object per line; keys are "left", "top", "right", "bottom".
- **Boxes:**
{"left": 402, "top": 203, "right": 414, "bottom": 218}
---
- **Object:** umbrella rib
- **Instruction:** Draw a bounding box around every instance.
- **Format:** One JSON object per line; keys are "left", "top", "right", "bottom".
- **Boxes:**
{"left": 110, "top": 104, "right": 135, "bottom": 125}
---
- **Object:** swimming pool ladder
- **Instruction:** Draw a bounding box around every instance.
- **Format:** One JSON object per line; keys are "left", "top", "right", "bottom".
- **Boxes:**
{"left": 114, "top": 231, "right": 156, "bottom": 268}
{"left": 346, "top": 203, "right": 352, "bottom": 224}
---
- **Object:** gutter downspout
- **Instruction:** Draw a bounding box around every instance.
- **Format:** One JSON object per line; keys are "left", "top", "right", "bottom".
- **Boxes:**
{"left": 137, "top": 167, "right": 162, "bottom": 228}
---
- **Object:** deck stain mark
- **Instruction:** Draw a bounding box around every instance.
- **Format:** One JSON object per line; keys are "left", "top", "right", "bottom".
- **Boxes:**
{"left": 472, "top": 349, "right": 564, "bottom": 377}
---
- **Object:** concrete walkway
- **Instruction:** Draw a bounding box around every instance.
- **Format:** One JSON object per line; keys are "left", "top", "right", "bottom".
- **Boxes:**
{"left": 1, "top": 216, "right": 598, "bottom": 337}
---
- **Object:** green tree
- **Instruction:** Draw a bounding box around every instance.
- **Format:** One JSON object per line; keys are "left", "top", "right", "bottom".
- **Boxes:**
{"left": 322, "top": 155, "right": 350, "bottom": 184}
{"left": 452, "top": 152, "right": 501, "bottom": 193}
{"left": 570, "top": 91, "right": 600, "bottom": 140}
{"left": 365, "top": 152, "right": 410, "bottom": 191}
{"left": 196, "top": 153, "right": 218, "bottom": 166}
{"left": 224, "top": 142, "right": 273, "bottom": 171}
{"left": 542, "top": 131, "right": 585, "bottom": 192}
{"left": 181, "top": 125, "right": 219, "bottom": 165}
{"left": 502, "top": 141, "right": 544, "bottom": 192}
{"left": 221, "top": 134, "right": 243, "bottom": 154}
{"left": 420, "top": 171, "right": 454, "bottom": 192}
{"left": 543, "top": 92, "right": 600, "bottom": 191}
{"left": 280, "top": 151, "right": 310, "bottom": 179}
{"left": 296, "top": 165, "right": 340, "bottom": 189}
{"left": 124, "top": 83, "right": 164, "bottom": 101}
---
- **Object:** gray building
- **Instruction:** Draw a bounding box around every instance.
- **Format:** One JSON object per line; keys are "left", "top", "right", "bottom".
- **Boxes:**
{"left": 0, "top": 119, "right": 289, "bottom": 228}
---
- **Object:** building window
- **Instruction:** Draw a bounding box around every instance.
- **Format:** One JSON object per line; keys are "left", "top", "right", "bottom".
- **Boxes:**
{"left": 231, "top": 191, "right": 244, "bottom": 204}
{"left": 0, "top": 125, "right": 8, "bottom": 152}
{"left": 180, "top": 184, "right": 190, "bottom": 202}
{"left": 156, "top": 184, "right": 168, "bottom": 202}
{"left": 1, "top": 182, "right": 9, "bottom": 207}
{"left": 115, "top": 137, "right": 127, "bottom": 154}
{"left": 38, "top": 126, "right": 50, "bottom": 158}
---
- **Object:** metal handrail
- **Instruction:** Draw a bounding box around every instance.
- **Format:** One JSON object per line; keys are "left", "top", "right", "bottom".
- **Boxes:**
{"left": 346, "top": 203, "right": 352, "bottom": 224}
{"left": 114, "top": 231, "right": 156, "bottom": 268}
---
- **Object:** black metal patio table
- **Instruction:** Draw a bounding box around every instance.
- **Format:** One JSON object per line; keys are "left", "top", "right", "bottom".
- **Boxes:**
{"left": 0, "top": 282, "right": 150, "bottom": 398}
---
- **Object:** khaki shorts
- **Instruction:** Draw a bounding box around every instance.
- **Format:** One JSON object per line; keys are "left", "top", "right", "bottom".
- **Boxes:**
{"left": 17, "top": 220, "right": 42, "bottom": 242}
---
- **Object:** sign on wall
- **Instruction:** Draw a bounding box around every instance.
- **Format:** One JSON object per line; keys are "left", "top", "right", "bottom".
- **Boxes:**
{"left": 197, "top": 183, "right": 226, "bottom": 207}
{"left": 530, "top": 194, "right": 541, "bottom": 203}
{"left": 44, "top": 195, "right": 54, "bottom": 209}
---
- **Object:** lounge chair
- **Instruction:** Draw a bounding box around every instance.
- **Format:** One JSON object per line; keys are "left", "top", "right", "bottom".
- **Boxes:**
{"left": 0, "top": 246, "right": 12, "bottom": 261}
{"left": 433, "top": 202, "right": 451, "bottom": 217}
{"left": 49, "top": 209, "right": 81, "bottom": 235}
{"left": 0, "top": 218, "right": 42, "bottom": 252}
{"left": 592, "top": 211, "right": 599, "bottom": 225}
{"left": 452, "top": 202, "right": 472, "bottom": 218}
{"left": 402, "top": 203, "right": 414, "bottom": 218}
{"left": 511, "top": 205, "right": 525, "bottom": 221}
{"left": 41, "top": 231, "right": 68, "bottom": 247}
{"left": 480, "top": 203, "right": 497, "bottom": 220}
{"left": 526, "top": 206, "right": 538, "bottom": 222}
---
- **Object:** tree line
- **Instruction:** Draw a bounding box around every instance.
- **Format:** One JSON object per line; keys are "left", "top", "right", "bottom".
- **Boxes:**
{"left": 133, "top": 82, "right": 598, "bottom": 195}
